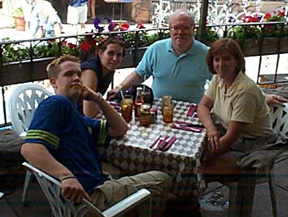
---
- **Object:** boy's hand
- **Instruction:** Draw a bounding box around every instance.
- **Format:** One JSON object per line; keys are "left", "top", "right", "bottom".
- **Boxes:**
{"left": 81, "top": 86, "right": 102, "bottom": 103}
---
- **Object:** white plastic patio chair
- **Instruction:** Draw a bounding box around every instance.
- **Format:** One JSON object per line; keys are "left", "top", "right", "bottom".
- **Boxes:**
{"left": 8, "top": 83, "right": 53, "bottom": 137}
{"left": 8, "top": 83, "right": 53, "bottom": 204}
{"left": 22, "top": 162, "right": 151, "bottom": 217}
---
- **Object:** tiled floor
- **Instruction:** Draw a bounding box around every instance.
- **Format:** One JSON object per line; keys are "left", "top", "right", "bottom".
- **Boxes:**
{"left": 200, "top": 159, "right": 288, "bottom": 217}
{"left": 1, "top": 157, "right": 288, "bottom": 217}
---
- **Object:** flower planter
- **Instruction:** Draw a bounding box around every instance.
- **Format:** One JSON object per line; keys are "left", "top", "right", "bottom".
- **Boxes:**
{"left": 279, "top": 37, "right": 288, "bottom": 54}
{"left": 261, "top": 37, "right": 280, "bottom": 55}
{"left": 234, "top": 37, "right": 287, "bottom": 56}
{"left": 13, "top": 16, "right": 25, "bottom": 31}
{"left": 236, "top": 39, "right": 261, "bottom": 57}
{"left": 0, "top": 57, "right": 55, "bottom": 86}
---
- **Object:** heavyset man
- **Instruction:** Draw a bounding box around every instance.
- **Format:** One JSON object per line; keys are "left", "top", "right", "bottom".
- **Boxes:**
{"left": 108, "top": 9, "right": 211, "bottom": 103}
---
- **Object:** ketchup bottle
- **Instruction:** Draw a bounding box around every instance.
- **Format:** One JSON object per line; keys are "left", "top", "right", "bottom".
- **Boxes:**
{"left": 134, "top": 87, "right": 144, "bottom": 117}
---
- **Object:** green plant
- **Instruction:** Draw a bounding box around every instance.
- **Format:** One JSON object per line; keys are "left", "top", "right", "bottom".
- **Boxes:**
{"left": 1, "top": 38, "right": 80, "bottom": 63}
{"left": 12, "top": 7, "right": 24, "bottom": 18}
{"left": 228, "top": 25, "right": 261, "bottom": 40}
{"left": 195, "top": 28, "right": 220, "bottom": 42}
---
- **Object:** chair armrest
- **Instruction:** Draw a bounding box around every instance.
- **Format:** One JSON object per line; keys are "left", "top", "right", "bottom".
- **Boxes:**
{"left": 82, "top": 188, "right": 150, "bottom": 217}
{"left": 103, "top": 188, "right": 151, "bottom": 217}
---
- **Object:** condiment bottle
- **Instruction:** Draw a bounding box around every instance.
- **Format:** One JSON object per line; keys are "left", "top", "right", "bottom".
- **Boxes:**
{"left": 140, "top": 104, "right": 151, "bottom": 126}
{"left": 150, "top": 106, "right": 157, "bottom": 124}
{"left": 134, "top": 87, "right": 144, "bottom": 118}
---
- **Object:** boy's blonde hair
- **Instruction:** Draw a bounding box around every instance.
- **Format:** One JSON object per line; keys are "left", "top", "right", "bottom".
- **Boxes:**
{"left": 46, "top": 55, "right": 80, "bottom": 78}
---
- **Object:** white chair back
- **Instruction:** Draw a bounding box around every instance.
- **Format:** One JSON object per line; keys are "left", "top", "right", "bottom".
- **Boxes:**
{"left": 8, "top": 83, "right": 53, "bottom": 137}
{"left": 270, "top": 105, "right": 288, "bottom": 136}
{"left": 270, "top": 105, "right": 288, "bottom": 164}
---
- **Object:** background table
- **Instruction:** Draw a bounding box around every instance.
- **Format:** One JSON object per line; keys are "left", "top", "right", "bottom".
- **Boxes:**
{"left": 98, "top": 99, "right": 206, "bottom": 195}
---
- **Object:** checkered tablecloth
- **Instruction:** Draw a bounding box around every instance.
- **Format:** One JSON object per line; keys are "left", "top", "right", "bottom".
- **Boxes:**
{"left": 98, "top": 99, "right": 206, "bottom": 195}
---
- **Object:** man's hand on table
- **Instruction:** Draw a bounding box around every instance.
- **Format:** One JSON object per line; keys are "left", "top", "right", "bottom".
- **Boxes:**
{"left": 107, "top": 86, "right": 122, "bottom": 100}
{"left": 265, "top": 94, "right": 288, "bottom": 107}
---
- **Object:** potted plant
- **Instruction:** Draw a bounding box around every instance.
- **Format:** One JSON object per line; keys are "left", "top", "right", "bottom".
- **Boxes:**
{"left": 12, "top": 7, "right": 25, "bottom": 31}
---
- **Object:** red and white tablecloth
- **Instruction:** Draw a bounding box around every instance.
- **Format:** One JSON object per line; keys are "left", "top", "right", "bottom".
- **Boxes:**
{"left": 98, "top": 99, "right": 206, "bottom": 195}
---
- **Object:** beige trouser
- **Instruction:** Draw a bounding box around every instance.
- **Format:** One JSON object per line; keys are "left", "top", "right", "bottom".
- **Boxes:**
{"left": 82, "top": 171, "right": 172, "bottom": 217}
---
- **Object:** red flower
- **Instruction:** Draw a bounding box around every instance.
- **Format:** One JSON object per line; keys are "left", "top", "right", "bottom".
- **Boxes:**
{"left": 80, "top": 42, "right": 92, "bottom": 52}
{"left": 119, "top": 23, "right": 130, "bottom": 31}
{"left": 264, "top": 13, "right": 272, "bottom": 20}
{"left": 243, "top": 15, "right": 260, "bottom": 23}
{"left": 278, "top": 11, "right": 284, "bottom": 17}
{"left": 89, "top": 39, "right": 96, "bottom": 47}
{"left": 136, "top": 23, "right": 145, "bottom": 29}
{"left": 67, "top": 43, "right": 77, "bottom": 49}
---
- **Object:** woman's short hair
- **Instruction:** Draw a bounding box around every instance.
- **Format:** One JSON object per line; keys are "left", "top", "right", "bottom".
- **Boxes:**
{"left": 46, "top": 55, "right": 79, "bottom": 78}
{"left": 206, "top": 38, "right": 245, "bottom": 74}
{"left": 97, "top": 36, "right": 126, "bottom": 57}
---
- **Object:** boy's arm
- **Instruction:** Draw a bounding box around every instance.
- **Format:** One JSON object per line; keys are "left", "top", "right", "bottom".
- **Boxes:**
{"left": 21, "top": 143, "right": 90, "bottom": 203}
{"left": 81, "top": 86, "right": 129, "bottom": 137}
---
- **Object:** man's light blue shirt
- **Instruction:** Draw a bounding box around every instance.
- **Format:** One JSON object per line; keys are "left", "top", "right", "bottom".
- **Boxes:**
{"left": 136, "top": 38, "right": 211, "bottom": 103}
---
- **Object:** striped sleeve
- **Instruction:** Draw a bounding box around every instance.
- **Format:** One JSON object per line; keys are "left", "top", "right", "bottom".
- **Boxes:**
{"left": 25, "top": 129, "right": 60, "bottom": 149}
{"left": 97, "top": 120, "right": 107, "bottom": 145}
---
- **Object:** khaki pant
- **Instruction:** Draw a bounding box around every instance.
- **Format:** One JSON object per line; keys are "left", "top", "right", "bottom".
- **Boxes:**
{"left": 82, "top": 171, "right": 172, "bottom": 217}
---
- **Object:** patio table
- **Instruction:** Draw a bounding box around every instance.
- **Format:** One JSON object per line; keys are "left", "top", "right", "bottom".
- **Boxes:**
{"left": 98, "top": 99, "right": 206, "bottom": 195}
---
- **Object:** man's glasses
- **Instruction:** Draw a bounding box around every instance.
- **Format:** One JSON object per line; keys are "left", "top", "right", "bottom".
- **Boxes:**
{"left": 170, "top": 25, "right": 194, "bottom": 32}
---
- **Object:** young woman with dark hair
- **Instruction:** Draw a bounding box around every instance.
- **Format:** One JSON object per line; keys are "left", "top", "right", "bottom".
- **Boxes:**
{"left": 81, "top": 36, "right": 125, "bottom": 117}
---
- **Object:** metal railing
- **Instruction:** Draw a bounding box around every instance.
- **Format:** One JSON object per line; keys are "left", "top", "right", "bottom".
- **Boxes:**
{"left": 1, "top": 22, "right": 288, "bottom": 126}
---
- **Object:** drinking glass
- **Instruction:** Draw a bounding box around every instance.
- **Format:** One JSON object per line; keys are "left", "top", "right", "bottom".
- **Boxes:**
{"left": 162, "top": 95, "right": 172, "bottom": 115}
{"left": 162, "top": 104, "right": 174, "bottom": 123}
{"left": 121, "top": 95, "right": 133, "bottom": 122}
